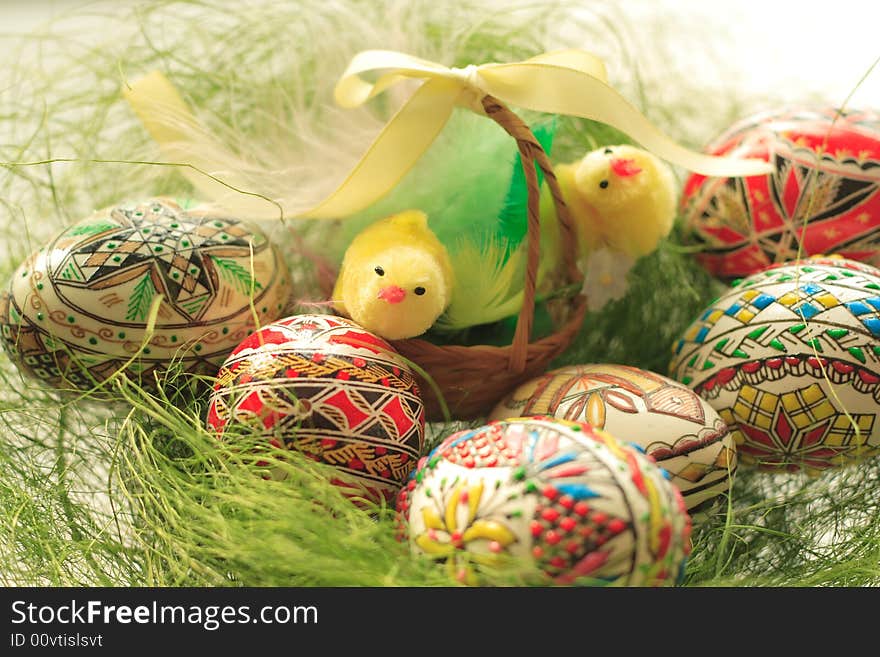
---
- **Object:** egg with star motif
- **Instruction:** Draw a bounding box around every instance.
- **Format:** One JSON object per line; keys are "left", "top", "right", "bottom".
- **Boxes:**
{"left": 0, "top": 198, "right": 291, "bottom": 391}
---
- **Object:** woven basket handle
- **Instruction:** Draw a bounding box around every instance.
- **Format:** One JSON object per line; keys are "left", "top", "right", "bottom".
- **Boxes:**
{"left": 480, "top": 95, "right": 582, "bottom": 372}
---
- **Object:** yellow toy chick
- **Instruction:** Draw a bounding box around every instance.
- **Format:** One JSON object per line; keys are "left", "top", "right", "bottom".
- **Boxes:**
{"left": 332, "top": 210, "right": 455, "bottom": 340}
{"left": 560, "top": 144, "right": 677, "bottom": 257}
{"left": 543, "top": 144, "right": 677, "bottom": 310}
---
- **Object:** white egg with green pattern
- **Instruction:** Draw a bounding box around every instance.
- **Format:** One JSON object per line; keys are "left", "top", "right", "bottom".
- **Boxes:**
{"left": 0, "top": 198, "right": 291, "bottom": 390}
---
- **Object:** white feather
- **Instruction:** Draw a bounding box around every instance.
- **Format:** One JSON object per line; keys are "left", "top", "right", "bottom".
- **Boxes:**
{"left": 120, "top": 0, "right": 602, "bottom": 223}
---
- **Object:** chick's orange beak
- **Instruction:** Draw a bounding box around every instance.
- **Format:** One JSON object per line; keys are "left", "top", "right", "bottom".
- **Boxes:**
{"left": 377, "top": 285, "right": 406, "bottom": 304}
{"left": 610, "top": 157, "right": 642, "bottom": 178}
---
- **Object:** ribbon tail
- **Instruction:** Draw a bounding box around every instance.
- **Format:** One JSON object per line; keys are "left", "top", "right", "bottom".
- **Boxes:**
{"left": 297, "top": 77, "right": 461, "bottom": 219}
{"left": 484, "top": 64, "right": 774, "bottom": 177}
{"left": 123, "top": 71, "right": 286, "bottom": 218}
{"left": 580, "top": 81, "right": 774, "bottom": 177}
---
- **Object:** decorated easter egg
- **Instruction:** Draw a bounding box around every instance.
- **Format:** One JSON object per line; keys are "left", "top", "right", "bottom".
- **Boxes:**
{"left": 0, "top": 198, "right": 291, "bottom": 390}
{"left": 681, "top": 106, "right": 880, "bottom": 280}
{"left": 396, "top": 416, "right": 691, "bottom": 586}
{"left": 489, "top": 364, "right": 737, "bottom": 511}
{"left": 206, "top": 313, "right": 425, "bottom": 503}
{"left": 670, "top": 256, "right": 880, "bottom": 473}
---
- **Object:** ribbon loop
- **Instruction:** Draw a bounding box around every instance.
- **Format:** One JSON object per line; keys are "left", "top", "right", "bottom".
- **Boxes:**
{"left": 304, "top": 48, "right": 774, "bottom": 218}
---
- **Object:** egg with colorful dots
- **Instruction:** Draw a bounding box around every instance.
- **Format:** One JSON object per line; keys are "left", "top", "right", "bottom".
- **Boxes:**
{"left": 489, "top": 364, "right": 737, "bottom": 512}
{"left": 670, "top": 256, "right": 880, "bottom": 473}
{"left": 0, "top": 198, "right": 291, "bottom": 391}
{"left": 681, "top": 106, "right": 880, "bottom": 281}
{"left": 396, "top": 416, "right": 691, "bottom": 586}
{"left": 206, "top": 313, "right": 426, "bottom": 504}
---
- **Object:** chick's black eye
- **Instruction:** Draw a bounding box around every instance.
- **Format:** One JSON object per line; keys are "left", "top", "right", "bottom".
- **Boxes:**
{"left": 603, "top": 147, "right": 613, "bottom": 154}
{"left": 374, "top": 266, "right": 384, "bottom": 276}
{"left": 414, "top": 286, "right": 426, "bottom": 296}
{"left": 599, "top": 180, "right": 609, "bottom": 189}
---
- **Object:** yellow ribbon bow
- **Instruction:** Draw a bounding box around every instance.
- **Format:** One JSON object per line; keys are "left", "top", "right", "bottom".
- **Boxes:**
{"left": 125, "top": 49, "right": 773, "bottom": 219}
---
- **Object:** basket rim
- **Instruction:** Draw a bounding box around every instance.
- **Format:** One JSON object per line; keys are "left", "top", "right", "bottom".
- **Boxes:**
{"left": 390, "top": 293, "right": 587, "bottom": 357}
{"left": 392, "top": 294, "right": 587, "bottom": 421}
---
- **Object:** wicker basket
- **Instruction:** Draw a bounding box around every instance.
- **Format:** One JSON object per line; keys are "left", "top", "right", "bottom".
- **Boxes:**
{"left": 388, "top": 94, "right": 587, "bottom": 421}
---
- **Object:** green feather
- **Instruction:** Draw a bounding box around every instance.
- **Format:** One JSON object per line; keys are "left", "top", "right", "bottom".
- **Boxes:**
{"left": 433, "top": 237, "right": 527, "bottom": 332}
{"left": 331, "top": 112, "right": 560, "bottom": 333}
{"left": 329, "top": 110, "right": 557, "bottom": 264}
{"left": 495, "top": 117, "right": 557, "bottom": 251}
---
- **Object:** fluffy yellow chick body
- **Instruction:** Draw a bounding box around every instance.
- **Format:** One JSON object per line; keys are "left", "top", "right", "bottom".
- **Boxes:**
{"left": 568, "top": 144, "right": 677, "bottom": 258}
{"left": 332, "top": 210, "right": 455, "bottom": 340}
{"left": 539, "top": 144, "right": 678, "bottom": 311}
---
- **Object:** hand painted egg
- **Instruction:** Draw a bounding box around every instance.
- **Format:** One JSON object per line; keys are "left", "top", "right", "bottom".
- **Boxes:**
{"left": 681, "top": 107, "right": 880, "bottom": 280}
{"left": 396, "top": 416, "right": 691, "bottom": 586}
{"left": 0, "top": 198, "right": 291, "bottom": 390}
{"left": 206, "top": 313, "right": 425, "bottom": 503}
{"left": 669, "top": 256, "right": 880, "bottom": 473}
{"left": 488, "top": 364, "right": 737, "bottom": 512}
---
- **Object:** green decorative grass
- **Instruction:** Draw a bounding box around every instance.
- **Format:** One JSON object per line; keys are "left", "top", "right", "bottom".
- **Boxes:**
{"left": 1, "top": 0, "right": 879, "bottom": 587}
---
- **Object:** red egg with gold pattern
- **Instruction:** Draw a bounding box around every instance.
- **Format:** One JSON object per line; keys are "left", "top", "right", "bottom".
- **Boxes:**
{"left": 682, "top": 107, "right": 880, "bottom": 281}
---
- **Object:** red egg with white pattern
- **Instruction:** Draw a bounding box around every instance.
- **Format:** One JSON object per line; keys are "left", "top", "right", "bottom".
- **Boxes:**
{"left": 682, "top": 106, "right": 880, "bottom": 281}
{"left": 206, "top": 313, "right": 425, "bottom": 503}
